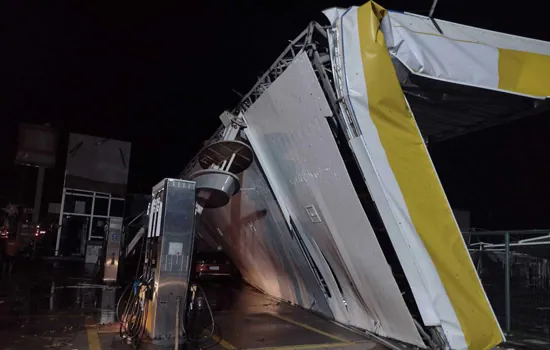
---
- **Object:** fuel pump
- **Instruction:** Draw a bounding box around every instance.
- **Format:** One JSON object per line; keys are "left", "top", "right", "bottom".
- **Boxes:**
{"left": 119, "top": 111, "right": 253, "bottom": 349}
{"left": 119, "top": 178, "right": 197, "bottom": 347}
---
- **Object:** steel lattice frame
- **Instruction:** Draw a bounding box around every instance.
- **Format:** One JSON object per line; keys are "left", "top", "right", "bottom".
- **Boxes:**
{"left": 180, "top": 22, "right": 337, "bottom": 178}
{"left": 233, "top": 23, "right": 330, "bottom": 113}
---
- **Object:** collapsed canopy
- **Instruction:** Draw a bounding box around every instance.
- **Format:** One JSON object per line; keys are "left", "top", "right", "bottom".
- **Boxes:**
{"left": 185, "top": 2, "right": 550, "bottom": 349}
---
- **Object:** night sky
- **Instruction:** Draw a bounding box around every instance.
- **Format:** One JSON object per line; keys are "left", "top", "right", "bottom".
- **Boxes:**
{"left": 2, "top": 1, "right": 549, "bottom": 230}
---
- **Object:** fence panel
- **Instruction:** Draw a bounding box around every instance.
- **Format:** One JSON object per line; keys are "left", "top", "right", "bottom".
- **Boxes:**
{"left": 469, "top": 231, "right": 550, "bottom": 339}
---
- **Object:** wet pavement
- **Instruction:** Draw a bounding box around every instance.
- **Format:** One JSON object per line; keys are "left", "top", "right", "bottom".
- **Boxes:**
{"left": 0, "top": 259, "right": 114, "bottom": 350}
{"left": 101, "top": 282, "right": 385, "bottom": 350}
{"left": 0, "top": 259, "right": 385, "bottom": 350}
{"left": 2, "top": 259, "right": 538, "bottom": 350}
{"left": 172, "top": 283, "right": 382, "bottom": 350}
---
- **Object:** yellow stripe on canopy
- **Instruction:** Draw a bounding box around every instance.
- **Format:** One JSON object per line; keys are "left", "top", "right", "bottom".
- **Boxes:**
{"left": 498, "top": 48, "right": 550, "bottom": 97}
{"left": 356, "top": 2, "right": 503, "bottom": 349}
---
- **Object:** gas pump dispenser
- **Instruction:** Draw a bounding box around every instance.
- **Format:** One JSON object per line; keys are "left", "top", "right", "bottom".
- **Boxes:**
{"left": 119, "top": 178, "right": 198, "bottom": 347}
{"left": 119, "top": 112, "right": 253, "bottom": 348}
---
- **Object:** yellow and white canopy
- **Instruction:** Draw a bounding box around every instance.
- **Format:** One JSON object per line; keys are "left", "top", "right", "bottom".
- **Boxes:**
{"left": 384, "top": 10, "right": 550, "bottom": 98}
{"left": 323, "top": 2, "right": 550, "bottom": 349}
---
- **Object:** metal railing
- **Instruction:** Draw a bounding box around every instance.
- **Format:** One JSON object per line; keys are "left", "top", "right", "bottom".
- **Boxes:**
{"left": 468, "top": 230, "right": 550, "bottom": 338}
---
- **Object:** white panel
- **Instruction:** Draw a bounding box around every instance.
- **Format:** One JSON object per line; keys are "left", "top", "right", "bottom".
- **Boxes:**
{"left": 384, "top": 15, "right": 499, "bottom": 88}
{"left": 389, "top": 11, "right": 550, "bottom": 55}
{"left": 322, "top": 8, "right": 348, "bottom": 25}
{"left": 242, "top": 52, "right": 424, "bottom": 346}
{"left": 383, "top": 11, "right": 550, "bottom": 95}
{"left": 198, "top": 160, "right": 333, "bottom": 316}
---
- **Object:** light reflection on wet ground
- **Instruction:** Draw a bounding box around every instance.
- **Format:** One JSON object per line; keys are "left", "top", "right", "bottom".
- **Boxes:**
{"left": 3, "top": 260, "right": 534, "bottom": 350}
{"left": 0, "top": 261, "right": 374, "bottom": 350}
{"left": 0, "top": 259, "right": 118, "bottom": 349}
{"left": 0, "top": 260, "right": 251, "bottom": 349}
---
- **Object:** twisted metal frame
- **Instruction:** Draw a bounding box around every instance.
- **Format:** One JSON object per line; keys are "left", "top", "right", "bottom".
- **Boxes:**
{"left": 180, "top": 22, "right": 333, "bottom": 178}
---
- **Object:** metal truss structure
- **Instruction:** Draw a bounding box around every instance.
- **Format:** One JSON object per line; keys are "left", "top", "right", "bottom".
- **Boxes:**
{"left": 233, "top": 23, "right": 330, "bottom": 114}
{"left": 181, "top": 22, "right": 341, "bottom": 179}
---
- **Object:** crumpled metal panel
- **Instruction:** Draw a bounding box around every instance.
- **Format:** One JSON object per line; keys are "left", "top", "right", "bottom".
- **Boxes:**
{"left": 196, "top": 159, "right": 333, "bottom": 316}
{"left": 240, "top": 52, "right": 424, "bottom": 346}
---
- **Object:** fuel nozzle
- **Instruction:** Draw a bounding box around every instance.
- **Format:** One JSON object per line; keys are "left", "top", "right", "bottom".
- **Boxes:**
{"left": 188, "top": 284, "right": 204, "bottom": 311}
{"left": 189, "top": 284, "right": 197, "bottom": 310}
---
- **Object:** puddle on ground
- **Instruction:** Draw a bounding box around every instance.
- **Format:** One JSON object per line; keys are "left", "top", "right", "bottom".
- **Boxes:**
{"left": 0, "top": 280, "right": 119, "bottom": 329}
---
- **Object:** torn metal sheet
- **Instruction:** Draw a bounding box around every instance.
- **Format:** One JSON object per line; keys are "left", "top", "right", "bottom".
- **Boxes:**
{"left": 383, "top": 11, "right": 550, "bottom": 98}
{"left": 196, "top": 158, "right": 333, "bottom": 317}
{"left": 242, "top": 51, "right": 424, "bottom": 346}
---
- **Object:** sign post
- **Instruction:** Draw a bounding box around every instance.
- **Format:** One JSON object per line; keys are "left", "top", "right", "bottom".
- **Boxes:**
{"left": 32, "top": 167, "right": 46, "bottom": 224}
{"left": 14, "top": 123, "right": 58, "bottom": 231}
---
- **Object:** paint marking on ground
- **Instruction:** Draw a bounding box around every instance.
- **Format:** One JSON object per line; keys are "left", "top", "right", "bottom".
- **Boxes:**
{"left": 0, "top": 314, "right": 83, "bottom": 319}
{"left": 211, "top": 334, "right": 238, "bottom": 350}
{"left": 245, "top": 341, "right": 357, "bottom": 350}
{"left": 268, "top": 313, "right": 348, "bottom": 343}
{"left": 96, "top": 323, "right": 121, "bottom": 334}
{"left": 85, "top": 317, "right": 102, "bottom": 350}
{"left": 506, "top": 340, "right": 525, "bottom": 345}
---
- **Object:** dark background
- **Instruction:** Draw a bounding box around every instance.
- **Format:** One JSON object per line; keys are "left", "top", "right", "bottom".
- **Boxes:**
{"left": 1, "top": 0, "right": 549, "bottom": 230}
